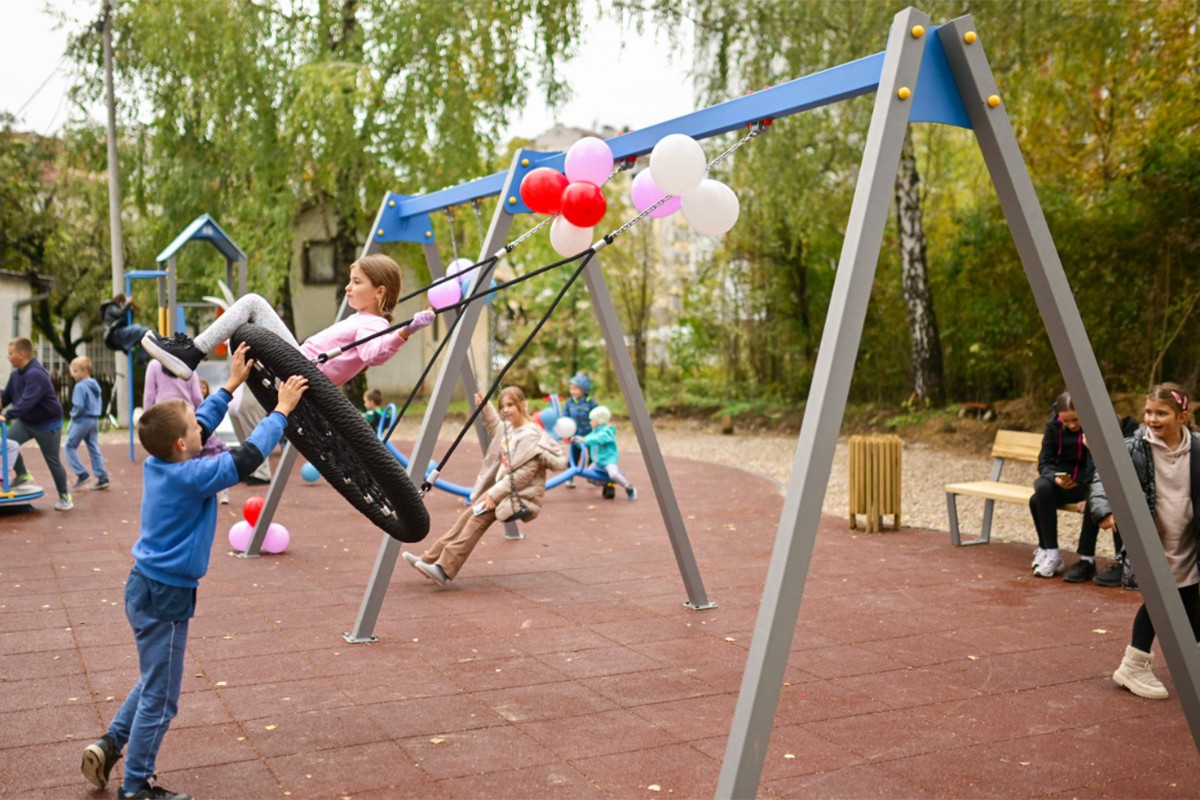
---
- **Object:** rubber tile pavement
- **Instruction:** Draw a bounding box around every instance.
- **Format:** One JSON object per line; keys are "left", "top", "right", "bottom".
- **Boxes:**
{"left": 0, "top": 442, "right": 1197, "bottom": 799}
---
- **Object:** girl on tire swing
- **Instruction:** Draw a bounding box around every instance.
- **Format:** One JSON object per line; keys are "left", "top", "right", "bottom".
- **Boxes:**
{"left": 402, "top": 386, "right": 567, "bottom": 586}
{"left": 142, "top": 254, "right": 435, "bottom": 385}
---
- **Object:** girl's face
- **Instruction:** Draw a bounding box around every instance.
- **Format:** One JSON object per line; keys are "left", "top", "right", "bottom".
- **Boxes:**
{"left": 1144, "top": 397, "right": 1188, "bottom": 446}
{"left": 345, "top": 265, "right": 385, "bottom": 314}
{"left": 1059, "top": 410, "right": 1081, "bottom": 433}
{"left": 569, "top": 384, "right": 583, "bottom": 400}
{"left": 499, "top": 395, "right": 528, "bottom": 426}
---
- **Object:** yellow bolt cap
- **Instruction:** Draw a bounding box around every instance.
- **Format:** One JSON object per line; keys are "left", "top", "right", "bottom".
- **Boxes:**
{"left": 898, "top": 87, "right": 911, "bottom": 101}
{"left": 508, "top": 197, "right": 517, "bottom": 205}
{"left": 377, "top": 229, "right": 384, "bottom": 236}
{"left": 911, "top": 25, "right": 924, "bottom": 38}
{"left": 521, "top": 158, "right": 530, "bottom": 167}
{"left": 965, "top": 31, "right": 977, "bottom": 44}
{"left": 987, "top": 94, "right": 1001, "bottom": 108}
{"left": 388, "top": 200, "right": 395, "bottom": 207}
{"left": 425, "top": 231, "right": 432, "bottom": 238}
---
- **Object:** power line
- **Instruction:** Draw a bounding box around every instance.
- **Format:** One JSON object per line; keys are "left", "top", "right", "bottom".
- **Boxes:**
{"left": 14, "top": 55, "right": 69, "bottom": 117}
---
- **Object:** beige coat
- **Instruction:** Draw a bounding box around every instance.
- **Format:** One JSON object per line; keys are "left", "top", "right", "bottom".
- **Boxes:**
{"left": 470, "top": 402, "right": 567, "bottom": 522}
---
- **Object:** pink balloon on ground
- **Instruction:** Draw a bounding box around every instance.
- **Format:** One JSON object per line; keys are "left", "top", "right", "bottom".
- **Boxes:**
{"left": 262, "top": 523, "right": 291, "bottom": 554}
{"left": 427, "top": 276, "right": 461, "bottom": 310}
{"left": 630, "top": 170, "right": 682, "bottom": 218}
{"left": 564, "top": 136, "right": 614, "bottom": 186}
{"left": 228, "top": 520, "right": 253, "bottom": 552}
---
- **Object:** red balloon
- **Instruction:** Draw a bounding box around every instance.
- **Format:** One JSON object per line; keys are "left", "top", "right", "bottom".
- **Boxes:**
{"left": 560, "top": 181, "right": 607, "bottom": 228}
{"left": 243, "top": 495, "right": 266, "bottom": 526}
{"left": 519, "top": 167, "right": 569, "bottom": 215}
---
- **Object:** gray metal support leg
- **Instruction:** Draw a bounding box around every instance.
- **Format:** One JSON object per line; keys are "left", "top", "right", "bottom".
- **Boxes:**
{"left": 939, "top": 15, "right": 1200, "bottom": 753}
{"left": 346, "top": 159, "right": 519, "bottom": 643}
{"left": 716, "top": 9, "right": 930, "bottom": 797}
{"left": 583, "top": 255, "right": 713, "bottom": 609}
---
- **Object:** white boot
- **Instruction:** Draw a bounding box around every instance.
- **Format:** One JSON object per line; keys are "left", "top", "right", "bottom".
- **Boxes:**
{"left": 1113, "top": 645, "right": 1168, "bottom": 700}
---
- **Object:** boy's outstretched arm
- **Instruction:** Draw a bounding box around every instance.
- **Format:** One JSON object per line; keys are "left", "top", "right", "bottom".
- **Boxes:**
{"left": 274, "top": 375, "right": 308, "bottom": 417}
{"left": 223, "top": 342, "right": 254, "bottom": 394}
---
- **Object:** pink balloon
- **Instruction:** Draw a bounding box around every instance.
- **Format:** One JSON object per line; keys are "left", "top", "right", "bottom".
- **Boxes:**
{"left": 630, "top": 170, "right": 682, "bottom": 219}
{"left": 228, "top": 520, "right": 253, "bottom": 552}
{"left": 427, "top": 276, "right": 461, "bottom": 310}
{"left": 262, "top": 523, "right": 290, "bottom": 554}
{"left": 447, "top": 258, "right": 477, "bottom": 294}
{"left": 564, "top": 137, "right": 614, "bottom": 187}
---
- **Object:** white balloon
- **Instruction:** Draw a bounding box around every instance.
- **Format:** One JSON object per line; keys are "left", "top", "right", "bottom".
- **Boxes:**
{"left": 649, "top": 134, "right": 707, "bottom": 197}
{"left": 680, "top": 179, "right": 740, "bottom": 236}
{"left": 549, "top": 216, "right": 593, "bottom": 257}
{"left": 553, "top": 416, "right": 577, "bottom": 440}
{"left": 447, "top": 257, "right": 477, "bottom": 292}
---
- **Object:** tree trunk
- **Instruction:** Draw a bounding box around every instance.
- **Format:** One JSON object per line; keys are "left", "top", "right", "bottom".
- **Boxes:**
{"left": 895, "top": 130, "right": 945, "bottom": 406}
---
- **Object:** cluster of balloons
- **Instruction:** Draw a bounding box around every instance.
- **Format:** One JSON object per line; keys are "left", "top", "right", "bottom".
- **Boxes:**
{"left": 228, "top": 495, "right": 290, "bottom": 553}
{"left": 301, "top": 462, "right": 321, "bottom": 482}
{"left": 631, "top": 133, "right": 740, "bottom": 236}
{"left": 533, "top": 405, "right": 578, "bottom": 441}
{"left": 520, "top": 136, "right": 615, "bottom": 257}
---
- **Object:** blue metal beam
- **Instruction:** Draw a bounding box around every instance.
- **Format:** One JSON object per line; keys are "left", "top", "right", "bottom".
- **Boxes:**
{"left": 372, "top": 28, "right": 968, "bottom": 244}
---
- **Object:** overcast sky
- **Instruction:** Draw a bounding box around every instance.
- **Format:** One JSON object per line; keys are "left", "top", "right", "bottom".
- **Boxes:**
{"left": 0, "top": 2, "right": 695, "bottom": 141}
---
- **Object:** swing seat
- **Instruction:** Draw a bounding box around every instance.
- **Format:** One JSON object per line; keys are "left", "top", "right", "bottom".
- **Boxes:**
{"left": 230, "top": 323, "right": 430, "bottom": 543}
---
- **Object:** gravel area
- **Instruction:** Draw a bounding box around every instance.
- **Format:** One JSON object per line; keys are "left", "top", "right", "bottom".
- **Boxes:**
{"left": 102, "top": 413, "right": 1112, "bottom": 557}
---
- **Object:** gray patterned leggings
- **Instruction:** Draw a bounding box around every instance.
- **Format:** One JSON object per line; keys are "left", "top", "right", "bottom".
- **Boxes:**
{"left": 194, "top": 294, "right": 300, "bottom": 354}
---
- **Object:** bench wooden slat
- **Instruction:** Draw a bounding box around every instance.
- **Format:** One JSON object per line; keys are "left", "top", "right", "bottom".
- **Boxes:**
{"left": 990, "top": 430, "right": 1042, "bottom": 462}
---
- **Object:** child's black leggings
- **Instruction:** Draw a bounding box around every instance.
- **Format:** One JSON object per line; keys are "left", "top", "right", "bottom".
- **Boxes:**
{"left": 1028, "top": 477, "right": 1088, "bottom": 550}
{"left": 1131, "top": 582, "right": 1200, "bottom": 652}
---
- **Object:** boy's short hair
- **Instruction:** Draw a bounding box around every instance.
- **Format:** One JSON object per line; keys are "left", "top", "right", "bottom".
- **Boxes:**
{"left": 589, "top": 405, "right": 611, "bottom": 426}
{"left": 8, "top": 338, "right": 32, "bottom": 357}
{"left": 137, "top": 399, "right": 190, "bottom": 460}
{"left": 71, "top": 356, "right": 93, "bottom": 374}
{"left": 365, "top": 388, "right": 383, "bottom": 406}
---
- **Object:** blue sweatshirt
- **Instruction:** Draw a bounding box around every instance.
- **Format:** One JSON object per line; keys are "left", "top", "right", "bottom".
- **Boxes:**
{"left": 70, "top": 377, "right": 103, "bottom": 419}
{"left": 2, "top": 358, "right": 64, "bottom": 429}
{"left": 132, "top": 389, "right": 287, "bottom": 589}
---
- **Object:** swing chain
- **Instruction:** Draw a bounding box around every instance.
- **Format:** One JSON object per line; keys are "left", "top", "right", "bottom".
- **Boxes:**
{"left": 443, "top": 206, "right": 460, "bottom": 264}
{"left": 503, "top": 215, "right": 555, "bottom": 254}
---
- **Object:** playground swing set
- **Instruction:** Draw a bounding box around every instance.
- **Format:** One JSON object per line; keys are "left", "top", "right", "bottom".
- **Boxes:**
{"left": 117, "top": 8, "right": 1200, "bottom": 793}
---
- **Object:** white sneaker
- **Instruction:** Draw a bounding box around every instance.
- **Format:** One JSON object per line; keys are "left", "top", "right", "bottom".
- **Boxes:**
{"left": 402, "top": 551, "right": 420, "bottom": 568}
{"left": 54, "top": 493, "right": 74, "bottom": 511}
{"left": 1033, "top": 551, "right": 1064, "bottom": 578}
{"left": 1031, "top": 547, "right": 1045, "bottom": 570}
{"left": 414, "top": 559, "right": 448, "bottom": 586}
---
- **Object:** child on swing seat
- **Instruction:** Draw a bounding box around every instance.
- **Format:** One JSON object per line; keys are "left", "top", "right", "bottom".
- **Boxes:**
{"left": 142, "top": 254, "right": 435, "bottom": 386}
{"left": 575, "top": 405, "right": 637, "bottom": 500}
{"left": 401, "top": 387, "right": 566, "bottom": 585}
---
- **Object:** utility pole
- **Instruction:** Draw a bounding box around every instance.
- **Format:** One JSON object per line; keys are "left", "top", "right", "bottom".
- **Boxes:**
{"left": 101, "top": 2, "right": 129, "bottom": 427}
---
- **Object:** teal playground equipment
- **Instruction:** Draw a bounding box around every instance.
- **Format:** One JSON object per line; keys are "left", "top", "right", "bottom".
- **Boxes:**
{"left": 227, "top": 9, "right": 1200, "bottom": 784}
{"left": 0, "top": 423, "right": 45, "bottom": 508}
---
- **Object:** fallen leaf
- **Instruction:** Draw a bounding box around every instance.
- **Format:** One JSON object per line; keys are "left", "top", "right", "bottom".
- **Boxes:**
{"left": 724, "top": 637, "right": 736, "bottom": 642}
{"left": 967, "top": 655, "right": 979, "bottom": 661}
{"left": 1092, "top": 628, "right": 1108, "bottom": 634}
{"left": 264, "top": 724, "right": 277, "bottom": 731}
{"left": 430, "top": 737, "right": 445, "bottom": 744}
{"left": 215, "top": 681, "right": 227, "bottom": 687}
{"left": 784, "top": 753, "right": 796, "bottom": 760}
{"left": 647, "top": 785, "right": 662, "bottom": 792}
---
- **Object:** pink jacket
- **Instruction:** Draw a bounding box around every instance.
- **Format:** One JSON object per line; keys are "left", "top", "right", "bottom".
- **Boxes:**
{"left": 144, "top": 360, "right": 202, "bottom": 408}
{"left": 300, "top": 312, "right": 406, "bottom": 387}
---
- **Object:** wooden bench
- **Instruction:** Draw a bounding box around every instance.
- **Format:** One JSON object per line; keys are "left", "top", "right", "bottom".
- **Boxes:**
{"left": 945, "top": 429, "right": 1082, "bottom": 546}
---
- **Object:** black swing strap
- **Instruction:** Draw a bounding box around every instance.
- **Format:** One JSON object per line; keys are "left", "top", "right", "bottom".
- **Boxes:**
{"left": 422, "top": 249, "right": 596, "bottom": 493}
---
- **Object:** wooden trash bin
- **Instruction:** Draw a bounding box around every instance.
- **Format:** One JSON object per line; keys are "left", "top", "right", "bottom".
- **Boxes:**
{"left": 848, "top": 434, "right": 902, "bottom": 532}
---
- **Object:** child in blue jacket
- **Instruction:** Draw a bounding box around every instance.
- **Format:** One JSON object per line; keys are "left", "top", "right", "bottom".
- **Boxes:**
{"left": 575, "top": 405, "right": 636, "bottom": 500}
{"left": 563, "top": 372, "right": 596, "bottom": 488}
{"left": 80, "top": 343, "right": 307, "bottom": 800}
{"left": 65, "top": 356, "right": 110, "bottom": 490}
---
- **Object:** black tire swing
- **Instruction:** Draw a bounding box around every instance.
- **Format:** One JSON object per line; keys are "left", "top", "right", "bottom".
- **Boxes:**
{"left": 230, "top": 323, "right": 430, "bottom": 543}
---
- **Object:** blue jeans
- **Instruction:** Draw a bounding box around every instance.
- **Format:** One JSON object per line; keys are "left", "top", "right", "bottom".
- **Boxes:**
{"left": 108, "top": 584, "right": 190, "bottom": 793}
{"left": 64, "top": 417, "right": 107, "bottom": 481}
{"left": 111, "top": 323, "right": 152, "bottom": 352}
